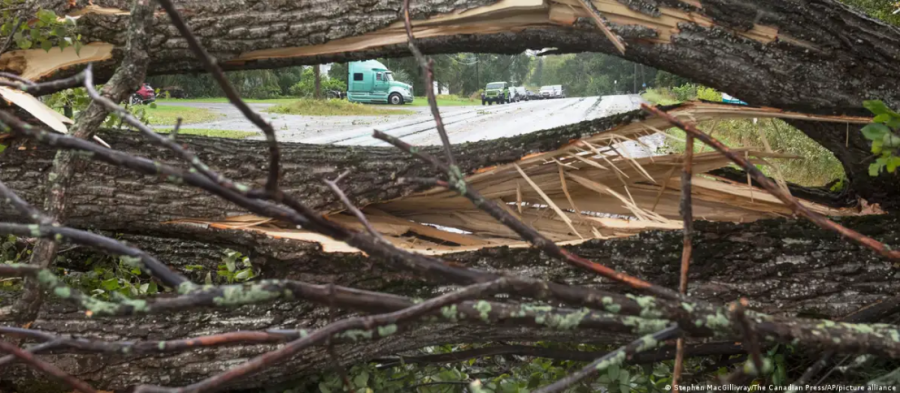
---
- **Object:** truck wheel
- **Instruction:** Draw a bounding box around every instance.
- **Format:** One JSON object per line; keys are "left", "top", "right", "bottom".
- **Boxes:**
{"left": 388, "top": 93, "right": 403, "bottom": 105}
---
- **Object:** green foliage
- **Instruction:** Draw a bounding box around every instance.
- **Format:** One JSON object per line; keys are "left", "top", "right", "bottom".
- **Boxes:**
{"left": 148, "top": 66, "right": 307, "bottom": 99}
{"left": 1, "top": 235, "right": 28, "bottom": 290}
{"left": 2, "top": 2, "right": 82, "bottom": 54}
{"left": 154, "top": 128, "right": 257, "bottom": 139}
{"left": 654, "top": 71, "right": 692, "bottom": 89}
{"left": 143, "top": 104, "right": 220, "bottom": 126}
{"left": 59, "top": 253, "right": 162, "bottom": 300}
{"left": 216, "top": 250, "right": 256, "bottom": 284}
{"left": 861, "top": 100, "right": 900, "bottom": 176}
{"left": 289, "top": 67, "right": 347, "bottom": 97}
{"left": 43, "top": 87, "right": 155, "bottom": 128}
{"left": 839, "top": 0, "right": 900, "bottom": 26}
{"left": 646, "top": 86, "right": 844, "bottom": 186}
{"left": 527, "top": 53, "right": 655, "bottom": 97}
{"left": 268, "top": 99, "right": 415, "bottom": 116}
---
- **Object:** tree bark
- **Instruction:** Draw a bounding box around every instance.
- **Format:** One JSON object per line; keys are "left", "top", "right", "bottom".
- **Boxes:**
{"left": 0, "top": 111, "right": 641, "bottom": 230}
{"left": 1, "top": 214, "right": 898, "bottom": 391}
{"left": 5, "top": 0, "right": 897, "bottom": 207}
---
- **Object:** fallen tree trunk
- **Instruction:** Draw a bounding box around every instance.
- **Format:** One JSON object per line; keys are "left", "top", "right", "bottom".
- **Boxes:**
{"left": 5, "top": 0, "right": 898, "bottom": 207}
{"left": 1, "top": 214, "right": 898, "bottom": 391}
{"left": 0, "top": 113, "right": 633, "bottom": 230}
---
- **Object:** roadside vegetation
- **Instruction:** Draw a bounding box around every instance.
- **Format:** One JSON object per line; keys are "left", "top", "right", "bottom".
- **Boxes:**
{"left": 643, "top": 86, "right": 845, "bottom": 187}
{"left": 154, "top": 128, "right": 257, "bottom": 139}
{"left": 268, "top": 98, "right": 416, "bottom": 116}
{"left": 144, "top": 104, "right": 220, "bottom": 125}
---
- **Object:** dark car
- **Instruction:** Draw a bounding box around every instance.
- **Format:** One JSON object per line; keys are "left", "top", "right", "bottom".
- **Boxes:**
{"left": 131, "top": 83, "right": 156, "bottom": 105}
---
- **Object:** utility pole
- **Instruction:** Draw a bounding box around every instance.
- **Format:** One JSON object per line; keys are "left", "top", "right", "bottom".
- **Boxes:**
{"left": 475, "top": 54, "right": 480, "bottom": 92}
{"left": 633, "top": 62, "right": 637, "bottom": 93}
{"left": 313, "top": 64, "right": 322, "bottom": 99}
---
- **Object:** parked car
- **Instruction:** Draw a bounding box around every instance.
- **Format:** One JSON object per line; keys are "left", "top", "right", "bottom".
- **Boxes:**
{"left": 525, "top": 90, "right": 538, "bottom": 101}
{"left": 511, "top": 87, "right": 528, "bottom": 102}
{"left": 482, "top": 81, "right": 510, "bottom": 105}
{"left": 539, "top": 85, "right": 555, "bottom": 99}
{"left": 347, "top": 60, "right": 413, "bottom": 105}
{"left": 131, "top": 83, "right": 156, "bottom": 105}
{"left": 539, "top": 85, "right": 566, "bottom": 99}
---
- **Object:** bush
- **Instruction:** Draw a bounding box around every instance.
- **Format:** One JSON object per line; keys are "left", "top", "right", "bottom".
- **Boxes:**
{"left": 289, "top": 68, "right": 348, "bottom": 98}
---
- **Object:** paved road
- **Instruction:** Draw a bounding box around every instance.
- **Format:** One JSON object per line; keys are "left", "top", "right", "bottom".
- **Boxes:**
{"left": 162, "top": 95, "right": 649, "bottom": 147}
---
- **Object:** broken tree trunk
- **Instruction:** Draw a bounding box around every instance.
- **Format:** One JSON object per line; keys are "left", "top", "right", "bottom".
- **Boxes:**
{"left": 0, "top": 113, "right": 637, "bottom": 231}
{"left": 4, "top": 0, "right": 898, "bottom": 207}
{"left": 2, "top": 214, "right": 899, "bottom": 391}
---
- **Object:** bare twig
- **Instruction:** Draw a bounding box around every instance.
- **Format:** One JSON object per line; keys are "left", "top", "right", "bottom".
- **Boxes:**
{"left": 0, "top": 340, "right": 97, "bottom": 393}
{"left": 402, "top": 0, "right": 456, "bottom": 167}
{"left": 156, "top": 0, "right": 281, "bottom": 195}
{"left": 731, "top": 298, "right": 764, "bottom": 376}
{"left": 533, "top": 325, "right": 681, "bottom": 393}
{"left": 672, "top": 134, "right": 694, "bottom": 393}
{"left": 642, "top": 104, "right": 900, "bottom": 260}
{"left": 324, "top": 170, "right": 388, "bottom": 243}
{"left": 135, "top": 279, "right": 511, "bottom": 393}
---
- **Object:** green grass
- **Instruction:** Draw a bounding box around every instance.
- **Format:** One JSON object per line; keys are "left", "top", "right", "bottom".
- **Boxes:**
{"left": 154, "top": 128, "right": 257, "bottom": 139}
{"left": 144, "top": 105, "right": 220, "bottom": 125}
{"left": 159, "top": 94, "right": 479, "bottom": 108}
{"left": 267, "top": 99, "right": 415, "bottom": 116}
{"left": 397, "top": 95, "right": 478, "bottom": 107}
{"left": 157, "top": 97, "right": 299, "bottom": 105}
{"left": 644, "top": 88, "right": 844, "bottom": 187}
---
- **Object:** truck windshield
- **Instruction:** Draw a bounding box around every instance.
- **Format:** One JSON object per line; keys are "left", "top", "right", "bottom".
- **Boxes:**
{"left": 486, "top": 83, "right": 504, "bottom": 89}
{"left": 384, "top": 72, "right": 395, "bottom": 81}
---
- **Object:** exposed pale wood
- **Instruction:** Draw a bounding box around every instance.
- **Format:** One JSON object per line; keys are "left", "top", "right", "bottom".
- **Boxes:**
{"left": 0, "top": 42, "right": 114, "bottom": 81}
{"left": 364, "top": 208, "right": 489, "bottom": 246}
{"left": 0, "top": 86, "right": 71, "bottom": 133}
{"left": 514, "top": 163, "right": 584, "bottom": 238}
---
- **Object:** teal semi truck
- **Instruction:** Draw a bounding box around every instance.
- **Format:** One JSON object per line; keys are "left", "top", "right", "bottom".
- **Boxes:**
{"left": 347, "top": 60, "right": 414, "bottom": 105}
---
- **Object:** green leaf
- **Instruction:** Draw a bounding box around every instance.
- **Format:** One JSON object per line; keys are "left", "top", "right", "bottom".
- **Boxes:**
{"left": 234, "top": 268, "right": 253, "bottom": 281}
{"left": 864, "top": 100, "right": 899, "bottom": 117}
{"left": 870, "top": 158, "right": 887, "bottom": 177}
{"left": 224, "top": 257, "right": 236, "bottom": 272}
{"left": 607, "top": 364, "right": 619, "bottom": 380}
{"left": 147, "top": 281, "right": 159, "bottom": 294}
{"left": 0, "top": 144, "right": 6, "bottom": 154}
{"left": 139, "top": 283, "right": 149, "bottom": 294}
{"left": 872, "top": 139, "right": 884, "bottom": 154}
{"left": 884, "top": 132, "right": 900, "bottom": 148}
{"left": 318, "top": 382, "right": 332, "bottom": 393}
{"left": 887, "top": 156, "right": 900, "bottom": 173}
{"left": 888, "top": 118, "right": 900, "bottom": 130}
{"left": 354, "top": 370, "right": 369, "bottom": 388}
{"left": 862, "top": 123, "right": 890, "bottom": 141}
{"left": 101, "top": 278, "right": 120, "bottom": 291}
{"left": 874, "top": 113, "right": 893, "bottom": 123}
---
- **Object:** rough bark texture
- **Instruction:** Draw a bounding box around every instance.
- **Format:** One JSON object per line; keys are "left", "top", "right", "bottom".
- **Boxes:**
{"left": 2, "top": 214, "right": 899, "bottom": 391}
{"left": 14, "top": 0, "right": 156, "bottom": 325}
{"left": 0, "top": 111, "right": 641, "bottom": 229}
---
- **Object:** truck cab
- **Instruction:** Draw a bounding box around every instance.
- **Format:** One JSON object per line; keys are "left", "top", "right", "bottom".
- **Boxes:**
{"left": 482, "top": 81, "right": 510, "bottom": 105}
{"left": 347, "top": 60, "right": 414, "bottom": 105}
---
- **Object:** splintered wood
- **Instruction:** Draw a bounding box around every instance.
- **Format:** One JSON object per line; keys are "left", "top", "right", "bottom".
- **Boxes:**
{"left": 166, "top": 101, "right": 872, "bottom": 255}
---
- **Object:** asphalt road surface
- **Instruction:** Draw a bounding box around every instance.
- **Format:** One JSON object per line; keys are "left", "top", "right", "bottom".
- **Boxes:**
{"left": 162, "top": 95, "right": 649, "bottom": 147}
